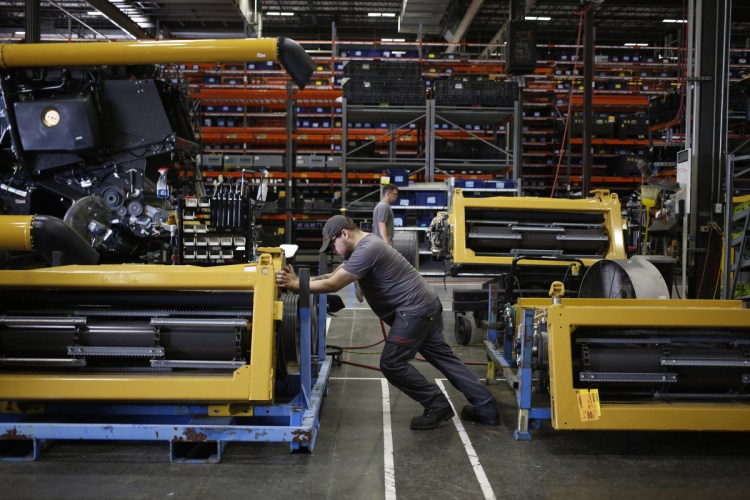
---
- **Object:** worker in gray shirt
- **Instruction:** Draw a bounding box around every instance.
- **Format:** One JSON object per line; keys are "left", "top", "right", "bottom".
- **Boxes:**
{"left": 372, "top": 183, "right": 398, "bottom": 245}
{"left": 276, "top": 215, "right": 499, "bottom": 430}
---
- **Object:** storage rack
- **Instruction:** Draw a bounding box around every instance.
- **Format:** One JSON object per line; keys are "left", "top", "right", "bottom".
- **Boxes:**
{"left": 176, "top": 41, "right": 750, "bottom": 269}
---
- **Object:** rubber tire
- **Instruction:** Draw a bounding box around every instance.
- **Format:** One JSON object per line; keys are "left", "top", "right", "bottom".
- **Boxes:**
{"left": 455, "top": 314, "right": 472, "bottom": 346}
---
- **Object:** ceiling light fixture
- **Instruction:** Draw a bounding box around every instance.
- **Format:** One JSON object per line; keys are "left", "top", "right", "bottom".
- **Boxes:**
{"left": 87, "top": 11, "right": 104, "bottom": 16}
{"left": 525, "top": 16, "right": 551, "bottom": 21}
{"left": 266, "top": 12, "right": 294, "bottom": 16}
{"left": 663, "top": 19, "right": 688, "bottom": 23}
{"left": 624, "top": 43, "right": 649, "bottom": 47}
{"left": 381, "top": 38, "right": 406, "bottom": 43}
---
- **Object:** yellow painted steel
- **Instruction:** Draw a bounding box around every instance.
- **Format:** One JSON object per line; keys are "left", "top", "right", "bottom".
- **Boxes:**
{"left": 449, "top": 189, "right": 626, "bottom": 267}
{"left": 0, "top": 250, "right": 289, "bottom": 403}
{"left": 0, "top": 38, "right": 279, "bottom": 68}
{"left": 0, "top": 215, "right": 33, "bottom": 251}
{"left": 539, "top": 298, "right": 750, "bottom": 431}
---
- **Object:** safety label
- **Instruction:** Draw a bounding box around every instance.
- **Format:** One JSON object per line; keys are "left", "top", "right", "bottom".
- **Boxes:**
{"left": 576, "top": 388, "right": 601, "bottom": 421}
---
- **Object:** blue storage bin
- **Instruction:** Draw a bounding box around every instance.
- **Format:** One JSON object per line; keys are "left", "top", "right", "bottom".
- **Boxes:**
{"left": 387, "top": 169, "right": 410, "bottom": 186}
{"left": 396, "top": 193, "right": 415, "bottom": 206}
{"left": 415, "top": 192, "right": 448, "bottom": 207}
{"left": 455, "top": 179, "right": 485, "bottom": 189}
{"left": 487, "top": 179, "right": 515, "bottom": 189}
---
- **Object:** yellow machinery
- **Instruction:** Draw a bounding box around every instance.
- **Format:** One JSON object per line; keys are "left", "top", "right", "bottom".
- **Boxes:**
{"left": 0, "top": 38, "right": 329, "bottom": 460}
{"left": 434, "top": 188, "right": 626, "bottom": 271}
{"left": 0, "top": 255, "right": 284, "bottom": 403}
{"left": 0, "top": 247, "right": 332, "bottom": 458}
{"left": 429, "top": 189, "right": 628, "bottom": 343}
{"left": 488, "top": 286, "right": 750, "bottom": 438}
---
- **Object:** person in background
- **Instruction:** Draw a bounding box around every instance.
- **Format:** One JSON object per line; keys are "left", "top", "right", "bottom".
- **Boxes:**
{"left": 372, "top": 183, "right": 398, "bottom": 246}
{"left": 276, "top": 215, "right": 500, "bottom": 430}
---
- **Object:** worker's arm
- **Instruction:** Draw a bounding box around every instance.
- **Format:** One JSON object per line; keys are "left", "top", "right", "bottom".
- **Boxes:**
{"left": 377, "top": 221, "right": 390, "bottom": 245}
{"left": 276, "top": 264, "right": 359, "bottom": 294}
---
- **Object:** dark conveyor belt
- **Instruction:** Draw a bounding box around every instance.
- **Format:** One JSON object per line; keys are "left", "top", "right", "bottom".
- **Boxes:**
{"left": 463, "top": 208, "right": 610, "bottom": 258}
{"left": 571, "top": 326, "right": 750, "bottom": 401}
{"left": 0, "top": 290, "right": 255, "bottom": 372}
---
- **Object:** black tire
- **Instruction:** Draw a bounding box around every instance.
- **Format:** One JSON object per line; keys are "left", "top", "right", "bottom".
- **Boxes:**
{"left": 393, "top": 230, "right": 419, "bottom": 271}
{"left": 454, "top": 314, "right": 472, "bottom": 345}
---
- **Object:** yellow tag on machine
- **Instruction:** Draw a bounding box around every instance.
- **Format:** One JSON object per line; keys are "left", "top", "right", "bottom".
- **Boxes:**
{"left": 576, "top": 389, "right": 601, "bottom": 422}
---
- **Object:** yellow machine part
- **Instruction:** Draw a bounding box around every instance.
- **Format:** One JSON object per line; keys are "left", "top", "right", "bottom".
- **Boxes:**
{"left": 0, "top": 252, "right": 286, "bottom": 403}
{"left": 0, "top": 38, "right": 279, "bottom": 68}
{"left": 0, "top": 215, "right": 33, "bottom": 251}
{"left": 449, "top": 189, "right": 626, "bottom": 268}
{"left": 542, "top": 298, "right": 750, "bottom": 431}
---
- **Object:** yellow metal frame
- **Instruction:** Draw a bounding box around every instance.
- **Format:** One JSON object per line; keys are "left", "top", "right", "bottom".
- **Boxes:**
{"left": 542, "top": 298, "right": 750, "bottom": 431}
{"left": 0, "top": 251, "right": 287, "bottom": 403}
{"left": 0, "top": 38, "right": 279, "bottom": 68}
{"left": 449, "top": 189, "right": 626, "bottom": 267}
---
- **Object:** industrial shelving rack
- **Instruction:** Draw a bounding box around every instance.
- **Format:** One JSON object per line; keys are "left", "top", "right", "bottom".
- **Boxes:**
{"left": 176, "top": 41, "right": 750, "bottom": 268}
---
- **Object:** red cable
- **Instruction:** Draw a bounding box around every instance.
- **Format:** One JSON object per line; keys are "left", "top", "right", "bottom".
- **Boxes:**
{"left": 550, "top": 7, "right": 587, "bottom": 197}
{"left": 335, "top": 318, "right": 488, "bottom": 372}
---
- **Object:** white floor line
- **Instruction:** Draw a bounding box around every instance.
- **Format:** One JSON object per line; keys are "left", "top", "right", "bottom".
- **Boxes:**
{"left": 381, "top": 379, "right": 397, "bottom": 500}
{"left": 436, "top": 379, "right": 496, "bottom": 500}
{"left": 330, "top": 377, "right": 385, "bottom": 380}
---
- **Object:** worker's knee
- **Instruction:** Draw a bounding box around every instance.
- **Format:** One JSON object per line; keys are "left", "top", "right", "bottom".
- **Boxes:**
{"left": 379, "top": 358, "right": 405, "bottom": 377}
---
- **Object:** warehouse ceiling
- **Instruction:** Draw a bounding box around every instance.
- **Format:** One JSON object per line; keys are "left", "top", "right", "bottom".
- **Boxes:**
{"left": 1, "top": 1, "right": 749, "bottom": 50}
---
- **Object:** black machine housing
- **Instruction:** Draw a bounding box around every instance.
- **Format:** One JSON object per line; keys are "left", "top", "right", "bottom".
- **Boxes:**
{"left": 0, "top": 65, "right": 199, "bottom": 262}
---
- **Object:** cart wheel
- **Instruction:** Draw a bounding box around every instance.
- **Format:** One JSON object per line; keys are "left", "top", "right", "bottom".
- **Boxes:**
{"left": 455, "top": 315, "right": 472, "bottom": 345}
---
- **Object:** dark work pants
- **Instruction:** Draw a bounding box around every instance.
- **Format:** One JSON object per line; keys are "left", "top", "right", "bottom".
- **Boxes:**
{"left": 379, "top": 298, "right": 495, "bottom": 413}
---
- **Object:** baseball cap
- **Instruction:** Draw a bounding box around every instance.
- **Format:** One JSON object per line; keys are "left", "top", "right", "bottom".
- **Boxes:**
{"left": 319, "top": 215, "right": 352, "bottom": 253}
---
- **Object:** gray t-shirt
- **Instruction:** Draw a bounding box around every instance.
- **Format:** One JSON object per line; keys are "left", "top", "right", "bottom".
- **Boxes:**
{"left": 372, "top": 201, "right": 394, "bottom": 243}
{"left": 342, "top": 234, "right": 438, "bottom": 319}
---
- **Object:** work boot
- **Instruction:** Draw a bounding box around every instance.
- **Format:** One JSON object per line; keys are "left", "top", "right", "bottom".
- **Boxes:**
{"left": 410, "top": 406, "right": 455, "bottom": 430}
{"left": 461, "top": 403, "right": 500, "bottom": 426}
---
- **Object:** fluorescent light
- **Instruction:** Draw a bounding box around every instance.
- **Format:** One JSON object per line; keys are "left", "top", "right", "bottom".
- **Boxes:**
{"left": 280, "top": 12, "right": 294, "bottom": 16}
{"left": 382, "top": 13, "right": 396, "bottom": 17}
{"left": 525, "top": 16, "right": 551, "bottom": 21}
{"left": 624, "top": 43, "right": 649, "bottom": 47}
{"left": 381, "top": 38, "right": 405, "bottom": 43}
{"left": 368, "top": 13, "right": 382, "bottom": 17}
{"left": 663, "top": 19, "right": 687, "bottom": 23}
{"left": 87, "top": 11, "right": 104, "bottom": 16}
{"left": 266, "top": 12, "right": 294, "bottom": 16}
{"left": 15, "top": 31, "right": 25, "bottom": 35}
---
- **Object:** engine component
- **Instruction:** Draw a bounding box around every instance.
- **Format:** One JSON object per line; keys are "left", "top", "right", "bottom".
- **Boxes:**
{"left": 0, "top": 38, "right": 314, "bottom": 263}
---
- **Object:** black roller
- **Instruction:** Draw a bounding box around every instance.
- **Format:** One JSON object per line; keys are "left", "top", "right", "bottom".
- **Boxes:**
{"left": 572, "top": 326, "right": 750, "bottom": 399}
{"left": 1, "top": 290, "right": 254, "bottom": 310}
{"left": 393, "top": 230, "right": 419, "bottom": 270}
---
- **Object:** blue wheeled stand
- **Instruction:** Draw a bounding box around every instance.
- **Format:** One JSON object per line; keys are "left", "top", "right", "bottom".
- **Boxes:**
{"left": 482, "top": 284, "right": 551, "bottom": 441}
{"left": 0, "top": 267, "right": 331, "bottom": 463}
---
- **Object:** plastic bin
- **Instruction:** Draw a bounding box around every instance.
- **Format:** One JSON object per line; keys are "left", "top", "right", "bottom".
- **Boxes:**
{"left": 415, "top": 192, "right": 448, "bottom": 207}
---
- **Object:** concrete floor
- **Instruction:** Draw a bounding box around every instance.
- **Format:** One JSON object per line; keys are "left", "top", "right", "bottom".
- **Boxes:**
{"left": 1, "top": 280, "right": 749, "bottom": 499}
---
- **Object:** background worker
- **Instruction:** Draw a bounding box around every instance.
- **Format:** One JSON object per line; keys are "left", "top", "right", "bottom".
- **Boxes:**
{"left": 372, "top": 183, "right": 398, "bottom": 246}
{"left": 276, "top": 215, "right": 499, "bottom": 430}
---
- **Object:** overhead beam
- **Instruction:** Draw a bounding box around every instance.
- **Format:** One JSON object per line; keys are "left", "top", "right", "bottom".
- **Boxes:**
{"left": 85, "top": 0, "right": 153, "bottom": 39}
{"left": 445, "top": 0, "right": 485, "bottom": 53}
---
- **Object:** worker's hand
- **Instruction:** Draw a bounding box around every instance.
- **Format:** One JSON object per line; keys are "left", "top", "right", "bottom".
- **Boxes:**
{"left": 276, "top": 264, "right": 297, "bottom": 289}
